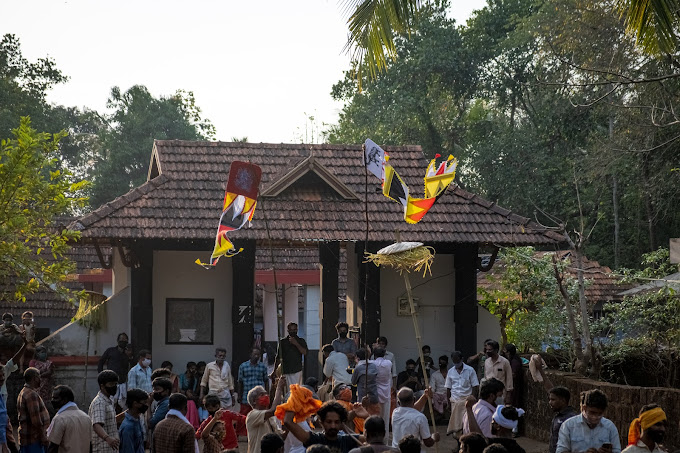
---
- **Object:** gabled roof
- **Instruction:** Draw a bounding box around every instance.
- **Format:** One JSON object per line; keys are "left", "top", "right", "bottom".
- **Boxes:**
{"left": 72, "top": 141, "right": 565, "bottom": 245}
{"left": 261, "top": 154, "right": 358, "bottom": 200}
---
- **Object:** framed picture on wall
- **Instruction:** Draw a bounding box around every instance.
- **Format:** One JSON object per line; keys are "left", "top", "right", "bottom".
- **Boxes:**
{"left": 165, "top": 298, "right": 214, "bottom": 344}
{"left": 397, "top": 296, "right": 419, "bottom": 316}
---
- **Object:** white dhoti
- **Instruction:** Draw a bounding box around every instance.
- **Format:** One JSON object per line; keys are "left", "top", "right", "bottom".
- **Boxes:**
{"left": 447, "top": 398, "right": 467, "bottom": 434}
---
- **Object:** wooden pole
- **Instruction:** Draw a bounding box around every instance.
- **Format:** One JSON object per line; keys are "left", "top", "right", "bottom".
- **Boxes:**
{"left": 403, "top": 272, "right": 439, "bottom": 453}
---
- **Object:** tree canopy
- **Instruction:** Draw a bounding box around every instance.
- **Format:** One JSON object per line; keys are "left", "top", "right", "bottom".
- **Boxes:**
{"left": 0, "top": 117, "right": 87, "bottom": 303}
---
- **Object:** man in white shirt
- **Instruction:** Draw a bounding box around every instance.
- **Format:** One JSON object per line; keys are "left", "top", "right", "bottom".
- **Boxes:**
{"left": 430, "top": 355, "right": 449, "bottom": 418}
{"left": 372, "top": 347, "right": 393, "bottom": 444}
{"left": 200, "top": 347, "right": 236, "bottom": 408}
{"left": 322, "top": 344, "right": 351, "bottom": 387}
{"left": 373, "top": 337, "right": 397, "bottom": 388}
{"left": 391, "top": 387, "right": 440, "bottom": 452}
{"left": 446, "top": 351, "right": 479, "bottom": 436}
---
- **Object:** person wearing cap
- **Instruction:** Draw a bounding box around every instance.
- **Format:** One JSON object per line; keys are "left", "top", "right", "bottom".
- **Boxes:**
{"left": 622, "top": 404, "right": 667, "bottom": 453}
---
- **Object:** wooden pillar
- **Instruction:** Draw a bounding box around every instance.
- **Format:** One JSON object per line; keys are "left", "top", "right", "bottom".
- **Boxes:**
{"left": 130, "top": 247, "right": 153, "bottom": 351}
{"left": 232, "top": 239, "right": 256, "bottom": 368}
{"left": 454, "top": 243, "right": 479, "bottom": 358}
{"left": 319, "top": 242, "right": 340, "bottom": 346}
{"left": 358, "top": 242, "right": 381, "bottom": 345}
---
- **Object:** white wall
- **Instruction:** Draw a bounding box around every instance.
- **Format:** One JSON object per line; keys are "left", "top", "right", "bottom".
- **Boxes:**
{"left": 305, "top": 286, "right": 321, "bottom": 351}
{"left": 380, "top": 254, "right": 456, "bottom": 371}
{"left": 152, "top": 251, "right": 233, "bottom": 368}
{"left": 477, "top": 305, "right": 502, "bottom": 349}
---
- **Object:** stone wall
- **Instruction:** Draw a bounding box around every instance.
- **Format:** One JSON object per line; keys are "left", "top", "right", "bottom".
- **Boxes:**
{"left": 523, "top": 369, "right": 680, "bottom": 450}
{"left": 6, "top": 364, "right": 100, "bottom": 421}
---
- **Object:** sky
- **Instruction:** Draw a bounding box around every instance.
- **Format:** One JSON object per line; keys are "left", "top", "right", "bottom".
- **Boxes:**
{"left": 3, "top": 0, "right": 487, "bottom": 143}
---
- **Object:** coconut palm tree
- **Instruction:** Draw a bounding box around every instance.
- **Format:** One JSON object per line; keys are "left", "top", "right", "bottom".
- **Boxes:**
{"left": 616, "top": 0, "right": 678, "bottom": 53}
{"left": 342, "top": 0, "right": 422, "bottom": 85}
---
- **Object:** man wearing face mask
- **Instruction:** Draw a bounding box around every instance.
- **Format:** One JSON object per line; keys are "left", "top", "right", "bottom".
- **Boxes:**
{"left": 47, "top": 385, "right": 91, "bottom": 453}
{"left": 416, "top": 345, "right": 436, "bottom": 381}
{"left": 98, "top": 333, "right": 133, "bottom": 410}
{"left": 556, "top": 389, "right": 620, "bottom": 453}
{"left": 482, "top": 341, "right": 513, "bottom": 404}
{"left": 273, "top": 323, "right": 308, "bottom": 387}
{"left": 447, "top": 351, "right": 480, "bottom": 437}
{"left": 430, "top": 355, "right": 449, "bottom": 418}
{"left": 462, "top": 378, "right": 504, "bottom": 438}
{"left": 331, "top": 322, "right": 357, "bottom": 359}
{"left": 118, "top": 389, "right": 149, "bottom": 453}
{"left": 127, "top": 350, "right": 152, "bottom": 393}
{"left": 89, "top": 370, "right": 120, "bottom": 453}
{"left": 245, "top": 377, "right": 286, "bottom": 453}
{"left": 623, "top": 405, "right": 667, "bottom": 453}
{"left": 148, "top": 378, "right": 172, "bottom": 431}
{"left": 396, "top": 360, "right": 423, "bottom": 394}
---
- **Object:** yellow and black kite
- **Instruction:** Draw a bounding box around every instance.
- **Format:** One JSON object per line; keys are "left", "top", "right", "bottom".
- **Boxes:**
{"left": 196, "top": 161, "right": 262, "bottom": 268}
{"left": 364, "top": 139, "right": 457, "bottom": 224}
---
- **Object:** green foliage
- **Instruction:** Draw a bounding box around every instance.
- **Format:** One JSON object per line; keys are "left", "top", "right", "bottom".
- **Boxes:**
{"left": 88, "top": 85, "right": 216, "bottom": 207}
{"left": 0, "top": 117, "right": 88, "bottom": 304}
{"left": 342, "top": 0, "right": 422, "bottom": 87}
{"left": 598, "top": 248, "right": 680, "bottom": 385}
{"left": 478, "top": 247, "right": 575, "bottom": 351}
{"left": 328, "top": 0, "right": 680, "bottom": 271}
{"left": 0, "top": 34, "right": 217, "bottom": 210}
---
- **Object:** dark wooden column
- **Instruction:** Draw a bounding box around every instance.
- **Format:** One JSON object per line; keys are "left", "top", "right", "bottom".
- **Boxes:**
{"left": 357, "top": 242, "right": 381, "bottom": 345}
{"left": 130, "top": 246, "right": 153, "bottom": 351}
{"left": 319, "top": 242, "right": 340, "bottom": 346}
{"left": 454, "top": 243, "right": 479, "bottom": 358}
{"left": 232, "top": 239, "right": 256, "bottom": 368}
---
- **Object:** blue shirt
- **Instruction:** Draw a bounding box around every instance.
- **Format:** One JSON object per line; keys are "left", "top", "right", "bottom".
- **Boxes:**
{"left": 237, "top": 361, "right": 268, "bottom": 401}
{"left": 556, "top": 414, "right": 621, "bottom": 453}
{"left": 127, "top": 364, "right": 152, "bottom": 393}
{"left": 118, "top": 412, "right": 144, "bottom": 453}
{"left": 0, "top": 394, "right": 7, "bottom": 444}
{"left": 149, "top": 397, "right": 169, "bottom": 430}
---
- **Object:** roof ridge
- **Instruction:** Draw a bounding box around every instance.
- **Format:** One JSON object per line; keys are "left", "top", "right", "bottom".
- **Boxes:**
{"left": 152, "top": 140, "right": 423, "bottom": 152}
{"left": 70, "top": 174, "right": 171, "bottom": 231}
{"left": 453, "top": 185, "right": 563, "bottom": 240}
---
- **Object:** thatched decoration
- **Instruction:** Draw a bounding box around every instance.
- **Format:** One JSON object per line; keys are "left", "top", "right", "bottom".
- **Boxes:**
{"left": 364, "top": 242, "right": 435, "bottom": 276}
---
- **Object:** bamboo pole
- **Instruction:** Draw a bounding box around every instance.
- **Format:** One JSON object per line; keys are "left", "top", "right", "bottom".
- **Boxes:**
{"left": 403, "top": 272, "right": 439, "bottom": 453}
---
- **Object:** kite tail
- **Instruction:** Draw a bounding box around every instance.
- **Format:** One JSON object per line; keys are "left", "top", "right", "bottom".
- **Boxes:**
{"left": 194, "top": 247, "right": 244, "bottom": 268}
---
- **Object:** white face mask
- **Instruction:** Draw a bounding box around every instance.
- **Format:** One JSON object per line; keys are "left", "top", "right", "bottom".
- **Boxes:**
{"left": 142, "top": 358, "right": 151, "bottom": 367}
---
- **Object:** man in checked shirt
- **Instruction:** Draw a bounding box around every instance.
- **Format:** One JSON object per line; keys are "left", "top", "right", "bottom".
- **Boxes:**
{"left": 17, "top": 367, "right": 50, "bottom": 452}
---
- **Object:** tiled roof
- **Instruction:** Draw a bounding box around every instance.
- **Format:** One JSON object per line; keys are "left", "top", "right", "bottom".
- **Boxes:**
{"left": 477, "top": 250, "right": 634, "bottom": 303}
{"left": 72, "top": 141, "right": 565, "bottom": 246}
{"left": 0, "top": 244, "right": 111, "bottom": 318}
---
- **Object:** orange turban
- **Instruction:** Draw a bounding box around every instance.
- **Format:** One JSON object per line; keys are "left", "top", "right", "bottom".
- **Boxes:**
{"left": 628, "top": 407, "right": 666, "bottom": 446}
{"left": 275, "top": 384, "right": 323, "bottom": 423}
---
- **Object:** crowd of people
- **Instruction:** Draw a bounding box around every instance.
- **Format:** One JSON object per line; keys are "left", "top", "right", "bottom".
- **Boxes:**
{"left": 0, "top": 320, "right": 671, "bottom": 453}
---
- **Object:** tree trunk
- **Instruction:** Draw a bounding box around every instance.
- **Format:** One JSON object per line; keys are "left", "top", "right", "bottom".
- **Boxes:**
{"left": 609, "top": 115, "right": 620, "bottom": 269}
{"left": 613, "top": 174, "right": 620, "bottom": 269}
{"left": 575, "top": 248, "right": 596, "bottom": 374}
{"left": 552, "top": 255, "right": 584, "bottom": 371}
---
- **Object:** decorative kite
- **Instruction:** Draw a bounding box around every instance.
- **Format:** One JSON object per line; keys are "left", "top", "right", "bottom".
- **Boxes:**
{"left": 195, "top": 161, "right": 262, "bottom": 268}
{"left": 363, "top": 138, "right": 457, "bottom": 224}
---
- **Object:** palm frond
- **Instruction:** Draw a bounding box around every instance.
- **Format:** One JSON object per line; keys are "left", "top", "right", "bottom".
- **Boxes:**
{"left": 342, "top": 0, "right": 421, "bottom": 89}
{"left": 617, "top": 0, "right": 679, "bottom": 53}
